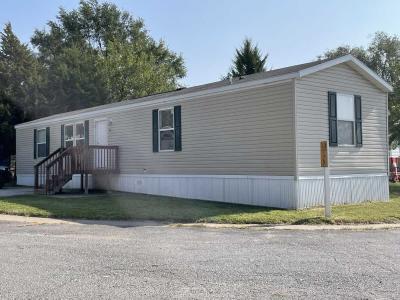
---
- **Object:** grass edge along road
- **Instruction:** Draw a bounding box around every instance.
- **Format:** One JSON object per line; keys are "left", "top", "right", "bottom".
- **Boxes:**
{"left": 0, "top": 184, "right": 399, "bottom": 225}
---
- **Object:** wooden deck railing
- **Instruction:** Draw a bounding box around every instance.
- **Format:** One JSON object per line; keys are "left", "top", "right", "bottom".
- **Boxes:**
{"left": 34, "top": 145, "right": 119, "bottom": 194}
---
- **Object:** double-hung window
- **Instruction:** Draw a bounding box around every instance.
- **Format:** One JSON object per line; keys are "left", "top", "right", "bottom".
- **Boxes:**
{"left": 329, "top": 92, "right": 362, "bottom": 147}
{"left": 64, "top": 122, "right": 86, "bottom": 147}
{"left": 337, "top": 93, "right": 355, "bottom": 145}
{"left": 158, "top": 108, "right": 175, "bottom": 151}
{"left": 36, "top": 128, "right": 47, "bottom": 158}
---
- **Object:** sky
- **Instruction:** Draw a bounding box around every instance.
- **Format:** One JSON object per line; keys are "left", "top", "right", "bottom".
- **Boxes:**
{"left": 1, "top": 0, "right": 400, "bottom": 87}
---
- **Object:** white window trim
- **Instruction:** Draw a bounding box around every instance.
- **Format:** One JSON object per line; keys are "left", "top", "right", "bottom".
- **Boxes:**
{"left": 158, "top": 108, "right": 175, "bottom": 152}
{"left": 337, "top": 93, "right": 356, "bottom": 147}
{"left": 36, "top": 128, "right": 47, "bottom": 158}
{"left": 64, "top": 122, "right": 85, "bottom": 147}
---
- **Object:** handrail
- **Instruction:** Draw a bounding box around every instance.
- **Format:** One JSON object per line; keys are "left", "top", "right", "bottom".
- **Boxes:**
{"left": 36, "top": 145, "right": 119, "bottom": 194}
{"left": 45, "top": 145, "right": 119, "bottom": 174}
{"left": 34, "top": 147, "right": 64, "bottom": 190}
{"left": 34, "top": 148, "right": 63, "bottom": 168}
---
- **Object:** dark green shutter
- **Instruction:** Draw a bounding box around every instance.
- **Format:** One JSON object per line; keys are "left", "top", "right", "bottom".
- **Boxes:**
{"left": 45, "top": 127, "right": 50, "bottom": 156}
{"left": 152, "top": 109, "right": 159, "bottom": 152}
{"left": 174, "top": 106, "right": 182, "bottom": 151}
{"left": 61, "top": 125, "right": 65, "bottom": 148}
{"left": 33, "top": 129, "right": 37, "bottom": 159}
{"left": 328, "top": 92, "right": 338, "bottom": 146}
{"left": 354, "top": 95, "right": 362, "bottom": 147}
{"left": 84, "top": 120, "right": 89, "bottom": 145}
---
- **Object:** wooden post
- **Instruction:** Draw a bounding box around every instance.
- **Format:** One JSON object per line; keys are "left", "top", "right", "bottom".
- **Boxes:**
{"left": 320, "top": 141, "right": 331, "bottom": 218}
{"left": 85, "top": 173, "right": 89, "bottom": 194}
{"left": 34, "top": 166, "right": 39, "bottom": 189}
{"left": 80, "top": 173, "right": 84, "bottom": 191}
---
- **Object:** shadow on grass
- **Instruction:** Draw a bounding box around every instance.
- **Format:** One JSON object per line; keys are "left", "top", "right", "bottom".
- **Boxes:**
{"left": 0, "top": 191, "right": 281, "bottom": 227}
{"left": 291, "top": 217, "right": 334, "bottom": 225}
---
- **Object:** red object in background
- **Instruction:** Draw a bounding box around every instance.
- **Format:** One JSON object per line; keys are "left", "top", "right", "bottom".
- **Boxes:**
{"left": 390, "top": 157, "right": 400, "bottom": 182}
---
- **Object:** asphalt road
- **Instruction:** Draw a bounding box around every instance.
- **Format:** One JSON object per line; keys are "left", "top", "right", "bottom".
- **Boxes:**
{"left": 0, "top": 221, "right": 399, "bottom": 299}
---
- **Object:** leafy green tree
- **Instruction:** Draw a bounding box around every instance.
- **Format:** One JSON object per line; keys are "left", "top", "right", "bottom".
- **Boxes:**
{"left": 100, "top": 40, "right": 184, "bottom": 101}
{"left": 227, "top": 38, "right": 268, "bottom": 77}
{"left": 320, "top": 32, "right": 400, "bottom": 147}
{"left": 31, "top": 0, "right": 186, "bottom": 109}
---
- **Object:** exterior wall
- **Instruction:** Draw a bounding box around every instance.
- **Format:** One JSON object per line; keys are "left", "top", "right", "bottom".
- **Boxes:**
{"left": 295, "top": 62, "right": 388, "bottom": 176}
{"left": 16, "top": 119, "right": 95, "bottom": 175}
{"left": 16, "top": 81, "right": 296, "bottom": 177}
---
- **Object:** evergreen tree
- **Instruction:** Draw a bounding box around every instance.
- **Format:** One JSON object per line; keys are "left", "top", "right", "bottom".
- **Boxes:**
{"left": 227, "top": 38, "right": 268, "bottom": 77}
{"left": 0, "top": 23, "right": 44, "bottom": 118}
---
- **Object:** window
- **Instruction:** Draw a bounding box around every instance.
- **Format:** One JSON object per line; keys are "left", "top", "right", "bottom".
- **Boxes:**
{"left": 337, "top": 93, "right": 355, "bottom": 145}
{"left": 75, "top": 123, "right": 85, "bottom": 146}
{"left": 37, "top": 128, "right": 47, "bottom": 158}
{"left": 64, "top": 123, "right": 86, "bottom": 147}
{"left": 159, "top": 108, "right": 174, "bottom": 151}
{"left": 65, "top": 124, "right": 74, "bottom": 148}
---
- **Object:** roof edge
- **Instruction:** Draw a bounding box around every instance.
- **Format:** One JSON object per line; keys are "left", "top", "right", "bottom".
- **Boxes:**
{"left": 15, "top": 74, "right": 297, "bottom": 129}
{"left": 298, "top": 54, "right": 393, "bottom": 92}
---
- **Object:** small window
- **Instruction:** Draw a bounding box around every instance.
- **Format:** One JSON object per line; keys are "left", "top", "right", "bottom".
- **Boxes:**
{"left": 75, "top": 123, "right": 85, "bottom": 146}
{"left": 65, "top": 124, "right": 74, "bottom": 148}
{"left": 37, "top": 128, "right": 47, "bottom": 158}
{"left": 159, "top": 108, "right": 174, "bottom": 151}
{"left": 337, "top": 93, "right": 355, "bottom": 145}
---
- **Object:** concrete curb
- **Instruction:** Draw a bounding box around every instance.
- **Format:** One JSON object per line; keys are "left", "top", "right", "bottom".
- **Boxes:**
{"left": 172, "top": 223, "right": 400, "bottom": 231}
{"left": 1, "top": 214, "right": 400, "bottom": 231}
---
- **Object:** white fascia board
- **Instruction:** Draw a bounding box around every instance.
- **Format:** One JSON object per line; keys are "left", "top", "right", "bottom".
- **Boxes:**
{"left": 298, "top": 54, "right": 393, "bottom": 92}
{"left": 15, "top": 73, "right": 297, "bottom": 129}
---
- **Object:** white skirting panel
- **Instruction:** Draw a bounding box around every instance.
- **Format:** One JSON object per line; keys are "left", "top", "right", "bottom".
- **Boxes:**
{"left": 94, "top": 174, "right": 297, "bottom": 208}
{"left": 297, "top": 173, "right": 389, "bottom": 209}
{"left": 16, "top": 174, "right": 93, "bottom": 189}
{"left": 16, "top": 174, "right": 35, "bottom": 186}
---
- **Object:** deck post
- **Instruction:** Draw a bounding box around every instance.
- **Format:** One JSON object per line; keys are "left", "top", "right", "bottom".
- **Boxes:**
{"left": 85, "top": 173, "right": 89, "bottom": 194}
{"left": 80, "top": 173, "right": 84, "bottom": 191}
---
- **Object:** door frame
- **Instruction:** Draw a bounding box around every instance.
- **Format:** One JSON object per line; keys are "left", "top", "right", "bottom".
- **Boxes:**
{"left": 94, "top": 118, "right": 109, "bottom": 146}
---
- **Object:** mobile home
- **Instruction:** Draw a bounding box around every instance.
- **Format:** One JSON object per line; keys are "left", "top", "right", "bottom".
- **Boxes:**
{"left": 15, "top": 55, "right": 392, "bottom": 208}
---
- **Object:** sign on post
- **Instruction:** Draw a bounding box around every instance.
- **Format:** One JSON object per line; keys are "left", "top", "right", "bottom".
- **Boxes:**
{"left": 320, "top": 141, "right": 328, "bottom": 167}
{"left": 320, "top": 141, "right": 332, "bottom": 218}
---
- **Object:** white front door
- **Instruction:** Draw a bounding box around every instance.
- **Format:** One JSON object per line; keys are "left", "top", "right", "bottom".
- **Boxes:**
{"left": 95, "top": 120, "right": 108, "bottom": 145}
{"left": 94, "top": 120, "right": 109, "bottom": 169}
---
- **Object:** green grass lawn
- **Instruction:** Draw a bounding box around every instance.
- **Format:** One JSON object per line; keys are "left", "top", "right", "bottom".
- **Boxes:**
{"left": 0, "top": 184, "right": 400, "bottom": 224}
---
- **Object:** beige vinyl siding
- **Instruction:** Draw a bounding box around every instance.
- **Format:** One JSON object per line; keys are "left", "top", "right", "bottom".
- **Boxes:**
{"left": 16, "top": 81, "right": 295, "bottom": 176}
{"left": 295, "top": 62, "right": 388, "bottom": 176}
{"left": 16, "top": 119, "right": 95, "bottom": 174}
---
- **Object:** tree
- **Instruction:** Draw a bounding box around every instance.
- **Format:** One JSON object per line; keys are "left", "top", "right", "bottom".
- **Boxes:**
{"left": 227, "top": 38, "right": 268, "bottom": 78}
{"left": 0, "top": 91, "right": 25, "bottom": 163}
{"left": 100, "top": 40, "right": 184, "bottom": 101}
{"left": 0, "top": 23, "right": 44, "bottom": 118}
{"left": 31, "top": 0, "right": 186, "bottom": 110}
{"left": 319, "top": 32, "right": 400, "bottom": 147}
{"left": 0, "top": 23, "right": 42, "bottom": 163}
